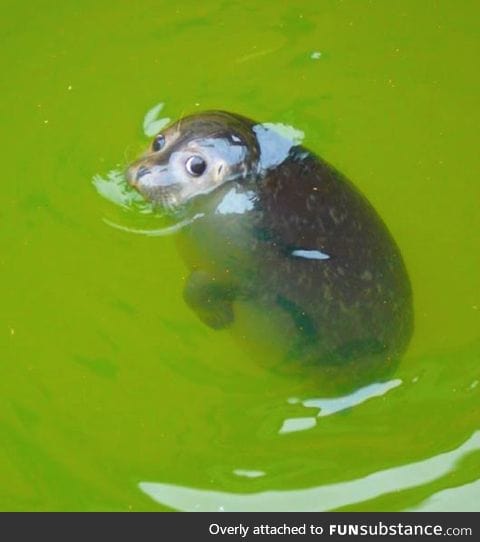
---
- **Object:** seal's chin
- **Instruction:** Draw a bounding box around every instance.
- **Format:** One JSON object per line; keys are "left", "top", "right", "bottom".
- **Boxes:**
{"left": 137, "top": 185, "right": 182, "bottom": 212}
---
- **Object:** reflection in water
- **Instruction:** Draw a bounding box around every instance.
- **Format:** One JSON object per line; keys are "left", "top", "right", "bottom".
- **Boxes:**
{"left": 253, "top": 122, "right": 304, "bottom": 170}
{"left": 299, "top": 379, "right": 402, "bottom": 418}
{"left": 280, "top": 379, "right": 402, "bottom": 434}
{"left": 410, "top": 479, "right": 480, "bottom": 512}
{"left": 215, "top": 188, "right": 256, "bottom": 215}
{"left": 143, "top": 102, "right": 170, "bottom": 137}
{"left": 279, "top": 417, "right": 317, "bottom": 434}
{"left": 233, "top": 469, "right": 266, "bottom": 479}
{"left": 103, "top": 213, "right": 204, "bottom": 237}
{"left": 93, "top": 169, "right": 145, "bottom": 210}
{"left": 139, "top": 431, "right": 480, "bottom": 511}
{"left": 291, "top": 249, "right": 331, "bottom": 261}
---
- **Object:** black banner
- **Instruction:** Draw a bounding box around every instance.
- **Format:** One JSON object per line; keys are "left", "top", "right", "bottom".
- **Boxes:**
{"left": 0, "top": 512, "right": 478, "bottom": 541}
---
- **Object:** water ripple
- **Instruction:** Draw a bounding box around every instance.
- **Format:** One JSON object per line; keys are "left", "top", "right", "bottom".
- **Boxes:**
{"left": 139, "top": 430, "right": 480, "bottom": 511}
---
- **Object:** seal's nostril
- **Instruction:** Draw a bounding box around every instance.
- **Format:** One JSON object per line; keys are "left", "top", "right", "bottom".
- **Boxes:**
{"left": 136, "top": 166, "right": 150, "bottom": 180}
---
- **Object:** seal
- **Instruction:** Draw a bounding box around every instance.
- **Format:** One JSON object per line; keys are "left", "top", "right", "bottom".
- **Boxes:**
{"left": 126, "top": 111, "right": 413, "bottom": 377}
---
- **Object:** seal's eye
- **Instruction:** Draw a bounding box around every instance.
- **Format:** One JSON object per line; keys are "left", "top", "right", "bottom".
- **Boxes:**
{"left": 152, "top": 134, "right": 165, "bottom": 152}
{"left": 185, "top": 155, "right": 207, "bottom": 177}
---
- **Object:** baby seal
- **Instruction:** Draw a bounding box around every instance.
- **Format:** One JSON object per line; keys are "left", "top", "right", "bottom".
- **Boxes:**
{"left": 127, "top": 111, "right": 413, "bottom": 376}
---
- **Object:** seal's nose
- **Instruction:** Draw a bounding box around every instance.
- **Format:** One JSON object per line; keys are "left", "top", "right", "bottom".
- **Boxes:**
{"left": 136, "top": 166, "right": 150, "bottom": 180}
{"left": 126, "top": 164, "right": 150, "bottom": 187}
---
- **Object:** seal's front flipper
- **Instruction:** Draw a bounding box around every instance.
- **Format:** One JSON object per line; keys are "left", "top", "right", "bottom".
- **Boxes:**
{"left": 183, "top": 270, "right": 236, "bottom": 330}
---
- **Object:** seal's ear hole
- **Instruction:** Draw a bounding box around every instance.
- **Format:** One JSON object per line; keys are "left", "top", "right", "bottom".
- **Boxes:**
{"left": 185, "top": 155, "right": 207, "bottom": 177}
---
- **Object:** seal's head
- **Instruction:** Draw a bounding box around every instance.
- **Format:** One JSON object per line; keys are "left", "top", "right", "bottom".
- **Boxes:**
{"left": 127, "top": 111, "right": 260, "bottom": 210}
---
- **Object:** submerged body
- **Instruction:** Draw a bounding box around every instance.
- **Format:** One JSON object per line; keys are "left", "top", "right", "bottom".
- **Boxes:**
{"left": 127, "top": 111, "right": 413, "bottom": 378}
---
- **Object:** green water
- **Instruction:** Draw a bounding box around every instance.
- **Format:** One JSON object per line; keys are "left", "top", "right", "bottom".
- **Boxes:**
{"left": 1, "top": 0, "right": 479, "bottom": 511}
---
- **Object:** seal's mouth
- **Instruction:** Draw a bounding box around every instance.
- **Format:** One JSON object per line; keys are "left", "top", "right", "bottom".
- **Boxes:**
{"left": 126, "top": 163, "right": 182, "bottom": 212}
{"left": 146, "top": 188, "right": 180, "bottom": 212}
{"left": 133, "top": 183, "right": 181, "bottom": 212}
{"left": 125, "top": 162, "right": 142, "bottom": 189}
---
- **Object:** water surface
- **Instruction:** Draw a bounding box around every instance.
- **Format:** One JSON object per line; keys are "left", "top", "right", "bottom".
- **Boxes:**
{"left": 0, "top": 0, "right": 479, "bottom": 510}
